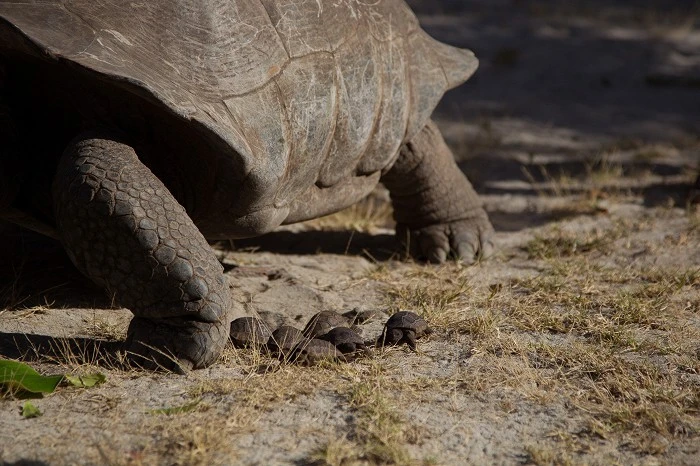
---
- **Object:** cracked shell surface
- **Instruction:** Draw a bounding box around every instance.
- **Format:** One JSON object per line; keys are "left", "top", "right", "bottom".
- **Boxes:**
{"left": 0, "top": 0, "right": 477, "bottom": 235}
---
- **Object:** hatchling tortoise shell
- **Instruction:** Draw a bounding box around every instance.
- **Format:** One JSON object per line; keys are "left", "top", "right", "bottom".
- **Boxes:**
{"left": 318, "top": 327, "right": 368, "bottom": 355}
{"left": 0, "top": 0, "right": 491, "bottom": 371}
{"left": 379, "top": 311, "right": 432, "bottom": 350}
{"left": 303, "top": 311, "right": 354, "bottom": 338}
{"left": 230, "top": 317, "right": 272, "bottom": 348}
{"left": 267, "top": 325, "right": 304, "bottom": 358}
{"left": 291, "top": 338, "right": 346, "bottom": 366}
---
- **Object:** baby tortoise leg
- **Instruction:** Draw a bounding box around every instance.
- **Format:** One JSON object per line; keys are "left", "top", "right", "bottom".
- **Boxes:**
{"left": 382, "top": 119, "right": 494, "bottom": 264}
{"left": 52, "top": 134, "right": 233, "bottom": 372}
{"left": 379, "top": 328, "right": 417, "bottom": 351}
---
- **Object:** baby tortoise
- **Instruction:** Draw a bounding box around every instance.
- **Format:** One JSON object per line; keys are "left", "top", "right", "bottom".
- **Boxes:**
{"left": 290, "top": 339, "right": 346, "bottom": 366}
{"left": 378, "top": 311, "right": 432, "bottom": 351}
{"left": 318, "top": 327, "right": 369, "bottom": 356}
{"left": 229, "top": 317, "right": 271, "bottom": 349}
{"left": 267, "top": 325, "right": 304, "bottom": 359}
{"left": 303, "top": 311, "right": 354, "bottom": 338}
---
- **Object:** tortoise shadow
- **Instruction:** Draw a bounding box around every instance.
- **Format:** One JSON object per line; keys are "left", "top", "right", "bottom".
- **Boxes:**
{"left": 1, "top": 461, "right": 52, "bottom": 466}
{"left": 0, "top": 224, "right": 108, "bottom": 312}
{"left": 0, "top": 331, "right": 122, "bottom": 366}
{"left": 225, "top": 229, "right": 402, "bottom": 260}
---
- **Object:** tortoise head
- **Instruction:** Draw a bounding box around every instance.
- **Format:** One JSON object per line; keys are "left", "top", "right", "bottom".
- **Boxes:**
{"left": 379, "top": 328, "right": 405, "bottom": 347}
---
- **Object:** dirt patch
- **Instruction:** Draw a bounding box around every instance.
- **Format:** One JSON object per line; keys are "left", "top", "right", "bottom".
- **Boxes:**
{"left": 2, "top": 1, "right": 699, "bottom": 465}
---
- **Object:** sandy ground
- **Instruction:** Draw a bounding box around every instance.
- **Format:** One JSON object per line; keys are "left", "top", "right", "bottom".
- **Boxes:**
{"left": 1, "top": 1, "right": 699, "bottom": 465}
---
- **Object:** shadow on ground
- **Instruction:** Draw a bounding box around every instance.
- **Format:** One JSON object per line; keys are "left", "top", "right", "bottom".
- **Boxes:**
{"left": 224, "top": 230, "right": 399, "bottom": 259}
{"left": 0, "top": 331, "right": 120, "bottom": 365}
{"left": 0, "top": 224, "right": 105, "bottom": 311}
{"left": 412, "top": 0, "right": 700, "bottom": 140}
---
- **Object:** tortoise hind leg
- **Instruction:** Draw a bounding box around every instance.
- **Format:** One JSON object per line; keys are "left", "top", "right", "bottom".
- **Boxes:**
{"left": 382, "top": 120, "right": 494, "bottom": 264}
{"left": 53, "top": 134, "right": 233, "bottom": 371}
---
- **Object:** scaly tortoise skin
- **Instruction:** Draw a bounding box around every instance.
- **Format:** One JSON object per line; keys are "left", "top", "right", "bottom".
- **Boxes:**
{"left": 379, "top": 311, "right": 432, "bottom": 351}
{"left": 0, "top": 0, "right": 493, "bottom": 371}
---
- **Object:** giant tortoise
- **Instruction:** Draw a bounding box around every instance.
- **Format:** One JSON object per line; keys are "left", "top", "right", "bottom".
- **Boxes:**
{"left": 0, "top": 0, "right": 493, "bottom": 371}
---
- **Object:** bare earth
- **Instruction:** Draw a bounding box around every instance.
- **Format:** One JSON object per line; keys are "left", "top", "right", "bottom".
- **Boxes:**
{"left": 1, "top": 1, "right": 699, "bottom": 465}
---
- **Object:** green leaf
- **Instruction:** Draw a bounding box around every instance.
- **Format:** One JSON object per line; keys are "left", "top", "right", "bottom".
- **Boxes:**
{"left": 21, "top": 400, "right": 42, "bottom": 418}
{"left": 148, "top": 399, "right": 201, "bottom": 415}
{"left": 65, "top": 373, "right": 106, "bottom": 388}
{"left": 0, "top": 360, "right": 63, "bottom": 397}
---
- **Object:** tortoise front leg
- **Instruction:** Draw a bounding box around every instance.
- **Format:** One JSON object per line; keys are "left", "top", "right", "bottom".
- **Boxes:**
{"left": 53, "top": 134, "right": 233, "bottom": 371}
{"left": 382, "top": 120, "right": 494, "bottom": 264}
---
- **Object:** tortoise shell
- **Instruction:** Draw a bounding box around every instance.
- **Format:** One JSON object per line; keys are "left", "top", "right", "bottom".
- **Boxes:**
{"left": 385, "top": 311, "right": 430, "bottom": 336}
{"left": 290, "top": 338, "right": 345, "bottom": 365}
{"left": 380, "top": 311, "right": 431, "bottom": 349}
{"left": 230, "top": 317, "right": 271, "bottom": 348}
{"left": 302, "top": 310, "right": 353, "bottom": 338}
{"left": 318, "top": 327, "right": 367, "bottom": 355}
{"left": 0, "top": 0, "right": 477, "bottom": 238}
{"left": 267, "top": 325, "right": 304, "bottom": 358}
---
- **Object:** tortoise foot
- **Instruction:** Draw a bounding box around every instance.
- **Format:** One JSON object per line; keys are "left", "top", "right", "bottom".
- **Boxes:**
{"left": 382, "top": 120, "right": 495, "bottom": 265}
{"left": 124, "top": 316, "right": 230, "bottom": 372}
{"left": 397, "top": 211, "right": 494, "bottom": 265}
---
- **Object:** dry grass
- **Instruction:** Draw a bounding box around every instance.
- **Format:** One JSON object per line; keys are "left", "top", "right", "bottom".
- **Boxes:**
{"left": 2, "top": 169, "right": 698, "bottom": 465}
{"left": 0, "top": 265, "right": 65, "bottom": 318}
{"left": 343, "top": 377, "right": 413, "bottom": 464}
{"left": 302, "top": 192, "right": 394, "bottom": 234}
{"left": 97, "top": 413, "right": 243, "bottom": 466}
{"left": 193, "top": 349, "right": 426, "bottom": 465}
{"left": 82, "top": 314, "right": 128, "bottom": 341}
{"left": 521, "top": 150, "right": 633, "bottom": 206}
{"left": 526, "top": 228, "right": 618, "bottom": 259}
{"left": 239, "top": 215, "right": 698, "bottom": 460}
{"left": 364, "top": 217, "right": 699, "bottom": 457}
